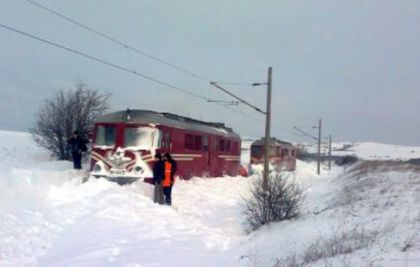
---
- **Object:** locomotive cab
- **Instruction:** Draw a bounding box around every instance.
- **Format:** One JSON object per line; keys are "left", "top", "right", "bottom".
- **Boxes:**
{"left": 91, "top": 122, "right": 163, "bottom": 184}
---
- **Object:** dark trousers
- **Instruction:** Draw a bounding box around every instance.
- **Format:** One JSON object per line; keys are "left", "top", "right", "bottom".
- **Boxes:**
{"left": 154, "top": 182, "right": 164, "bottom": 204}
{"left": 163, "top": 185, "right": 172, "bottom": 205}
{"left": 72, "top": 152, "right": 82, "bottom": 169}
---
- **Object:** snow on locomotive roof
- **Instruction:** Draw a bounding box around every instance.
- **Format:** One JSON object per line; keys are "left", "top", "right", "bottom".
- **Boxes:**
{"left": 96, "top": 109, "right": 239, "bottom": 137}
{"left": 251, "top": 137, "right": 294, "bottom": 147}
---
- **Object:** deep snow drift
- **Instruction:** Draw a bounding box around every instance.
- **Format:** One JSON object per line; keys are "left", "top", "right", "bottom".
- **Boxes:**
{"left": 0, "top": 130, "right": 419, "bottom": 267}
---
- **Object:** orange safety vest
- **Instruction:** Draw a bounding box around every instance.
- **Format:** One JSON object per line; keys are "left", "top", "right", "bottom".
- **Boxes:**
{"left": 163, "top": 161, "right": 173, "bottom": 187}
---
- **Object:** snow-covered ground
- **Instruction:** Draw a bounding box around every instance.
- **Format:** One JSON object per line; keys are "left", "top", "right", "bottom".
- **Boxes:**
{"left": 333, "top": 142, "right": 420, "bottom": 160}
{"left": 304, "top": 141, "right": 420, "bottom": 161}
{"left": 0, "top": 130, "right": 419, "bottom": 266}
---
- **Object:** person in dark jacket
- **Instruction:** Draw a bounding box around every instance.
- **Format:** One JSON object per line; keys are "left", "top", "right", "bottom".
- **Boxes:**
{"left": 67, "top": 131, "right": 88, "bottom": 170}
{"left": 162, "top": 152, "right": 177, "bottom": 205}
{"left": 153, "top": 152, "right": 164, "bottom": 204}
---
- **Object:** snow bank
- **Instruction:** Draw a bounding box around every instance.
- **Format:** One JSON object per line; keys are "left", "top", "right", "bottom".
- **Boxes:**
{"left": 305, "top": 141, "right": 420, "bottom": 161}
{"left": 240, "top": 138, "right": 253, "bottom": 166}
{"left": 333, "top": 142, "right": 420, "bottom": 160}
{"left": 0, "top": 130, "right": 76, "bottom": 207}
{"left": 238, "top": 161, "right": 420, "bottom": 266}
{"left": 0, "top": 130, "right": 80, "bottom": 267}
{"left": 1, "top": 130, "right": 419, "bottom": 267}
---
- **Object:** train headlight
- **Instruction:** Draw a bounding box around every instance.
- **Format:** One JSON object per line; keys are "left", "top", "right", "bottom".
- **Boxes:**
{"left": 134, "top": 166, "right": 144, "bottom": 174}
{"left": 93, "top": 163, "right": 102, "bottom": 172}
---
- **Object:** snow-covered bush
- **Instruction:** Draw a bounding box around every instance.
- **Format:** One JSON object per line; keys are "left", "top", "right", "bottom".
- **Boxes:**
{"left": 243, "top": 173, "right": 303, "bottom": 231}
{"left": 276, "top": 227, "right": 379, "bottom": 267}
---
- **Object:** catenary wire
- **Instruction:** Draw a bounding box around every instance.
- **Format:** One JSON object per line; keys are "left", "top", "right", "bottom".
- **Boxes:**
{"left": 209, "top": 81, "right": 257, "bottom": 86}
{"left": 0, "top": 8, "right": 306, "bottom": 143}
{"left": 0, "top": 22, "right": 208, "bottom": 101}
{"left": 25, "top": 0, "right": 212, "bottom": 83}
{"left": 24, "top": 0, "right": 299, "bottom": 135}
{"left": 20, "top": 1, "right": 276, "bottom": 122}
{"left": 0, "top": 22, "right": 292, "bottom": 140}
{"left": 25, "top": 0, "right": 275, "bottom": 96}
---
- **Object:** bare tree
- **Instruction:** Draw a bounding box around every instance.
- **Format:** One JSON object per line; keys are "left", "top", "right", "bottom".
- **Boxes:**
{"left": 31, "top": 82, "right": 110, "bottom": 160}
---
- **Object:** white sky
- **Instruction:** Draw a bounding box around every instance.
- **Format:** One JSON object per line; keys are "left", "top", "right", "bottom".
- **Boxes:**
{"left": 0, "top": 0, "right": 419, "bottom": 145}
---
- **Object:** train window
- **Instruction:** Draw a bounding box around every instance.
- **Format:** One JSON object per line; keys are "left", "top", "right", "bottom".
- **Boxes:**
{"left": 282, "top": 149, "right": 289, "bottom": 157}
{"left": 154, "top": 129, "right": 162, "bottom": 148}
{"left": 219, "top": 139, "right": 225, "bottom": 152}
{"left": 233, "top": 142, "right": 239, "bottom": 153}
{"left": 124, "top": 127, "right": 158, "bottom": 148}
{"left": 291, "top": 150, "right": 295, "bottom": 157}
{"left": 162, "top": 132, "right": 170, "bottom": 149}
{"left": 269, "top": 147, "right": 277, "bottom": 156}
{"left": 203, "top": 136, "right": 209, "bottom": 151}
{"left": 194, "top": 136, "right": 202, "bottom": 150}
{"left": 251, "top": 146, "right": 262, "bottom": 156}
{"left": 185, "top": 134, "right": 194, "bottom": 149}
{"left": 226, "top": 141, "right": 231, "bottom": 152}
{"left": 95, "top": 125, "right": 116, "bottom": 146}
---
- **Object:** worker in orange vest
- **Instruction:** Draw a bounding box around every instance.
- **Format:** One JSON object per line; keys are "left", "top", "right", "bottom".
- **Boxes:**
{"left": 162, "top": 152, "right": 177, "bottom": 205}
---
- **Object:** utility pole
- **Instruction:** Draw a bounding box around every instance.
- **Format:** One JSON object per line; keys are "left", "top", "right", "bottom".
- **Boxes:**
{"left": 328, "top": 134, "right": 332, "bottom": 170}
{"left": 317, "top": 119, "right": 322, "bottom": 175}
{"left": 262, "top": 67, "right": 272, "bottom": 191}
{"left": 210, "top": 67, "right": 272, "bottom": 189}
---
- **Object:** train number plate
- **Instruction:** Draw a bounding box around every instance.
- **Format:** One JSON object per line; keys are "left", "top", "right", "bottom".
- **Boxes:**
{"left": 110, "top": 169, "right": 125, "bottom": 175}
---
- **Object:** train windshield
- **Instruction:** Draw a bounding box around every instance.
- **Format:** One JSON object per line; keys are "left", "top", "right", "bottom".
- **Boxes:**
{"left": 124, "top": 127, "right": 161, "bottom": 149}
{"left": 95, "top": 125, "right": 116, "bottom": 147}
{"left": 251, "top": 146, "right": 262, "bottom": 156}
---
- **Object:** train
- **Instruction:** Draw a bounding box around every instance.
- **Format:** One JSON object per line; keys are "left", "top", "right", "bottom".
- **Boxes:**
{"left": 90, "top": 109, "right": 242, "bottom": 184}
{"left": 250, "top": 137, "right": 296, "bottom": 171}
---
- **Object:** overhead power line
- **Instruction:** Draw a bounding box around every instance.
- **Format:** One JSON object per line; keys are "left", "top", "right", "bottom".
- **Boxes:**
{"left": 23, "top": 0, "right": 291, "bottom": 127}
{"left": 209, "top": 80, "right": 298, "bottom": 143}
{"left": 210, "top": 82, "right": 266, "bottom": 114}
{"left": 209, "top": 81, "right": 257, "bottom": 86}
{"left": 2, "top": 4, "right": 301, "bottom": 143}
{"left": 0, "top": 23, "right": 282, "bottom": 137}
{"left": 25, "top": 0, "right": 211, "bottom": 82}
{"left": 0, "top": 23, "right": 208, "bottom": 100}
{"left": 207, "top": 100, "right": 239, "bottom": 105}
{"left": 293, "top": 126, "right": 318, "bottom": 141}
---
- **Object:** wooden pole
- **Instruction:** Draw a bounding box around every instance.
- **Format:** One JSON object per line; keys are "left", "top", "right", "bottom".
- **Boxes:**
{"left": 317, "top": 119, "right": 322, "bottom": 175}
{"left": 328, "top": 135, "right": 332, "bottom": 170}
{"left": 263, "top": 67, "right": 272, "bottom": 190}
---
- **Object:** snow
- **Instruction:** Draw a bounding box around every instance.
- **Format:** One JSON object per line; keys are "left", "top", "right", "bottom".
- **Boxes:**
{"left": 239, "top": 161, "right": 420, "bottom": 266}
{"left": 334, "top": 142, "right": 420, "bottom": 160}
{"left": 240, "top": 139, "right": 253, "bottom": 166}
{"left": 304, "top": 141, "right": 420, "bottom": 161}
{"left": 0, "top": 130, "right": 419, "bottom": 266}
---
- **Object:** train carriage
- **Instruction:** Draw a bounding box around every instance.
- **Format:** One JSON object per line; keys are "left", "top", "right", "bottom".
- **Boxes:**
{"left": 90, "top": 109, "right": 241, "bottom": 184}
{"left": 250, "top": 137, "right": 296, "bottom": 171}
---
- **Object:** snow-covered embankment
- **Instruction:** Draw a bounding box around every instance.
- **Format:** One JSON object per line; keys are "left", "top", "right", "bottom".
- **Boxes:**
{"left": 1, "top": 130, "right": 419, "bottom": 266}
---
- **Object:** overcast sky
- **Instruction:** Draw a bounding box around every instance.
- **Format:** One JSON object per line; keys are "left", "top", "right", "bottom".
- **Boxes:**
{"left": 0, "top": 0, "right": 419, "bottom": 145}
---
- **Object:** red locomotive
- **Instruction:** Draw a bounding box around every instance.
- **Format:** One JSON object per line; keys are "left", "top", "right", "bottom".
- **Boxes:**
{"left": 90, "top": 109, "right": 241, "bottom": 184}
{"left": 250, "top": 137, "right": 296, "bottom": 171}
